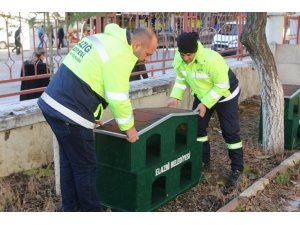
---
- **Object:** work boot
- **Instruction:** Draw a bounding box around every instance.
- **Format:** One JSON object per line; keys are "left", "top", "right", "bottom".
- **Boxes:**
{"left": 227, "top": 170, "right": 242, "bottom": 186}
{"left": 202, "top": 162, "right": 210, "bottom": 171}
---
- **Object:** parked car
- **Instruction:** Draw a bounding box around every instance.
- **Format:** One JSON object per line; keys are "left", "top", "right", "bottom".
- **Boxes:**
{"left": 198, "top": 27, "right": 217, "bottom": 45}
{"left": 157, "top": 30, "right": 177, "bottom": 48}
{"left": 0, "top": 27, "right": 15, "bottom": 49}
{"left": 210, "top": 21, "right": 245, "bottom": 55}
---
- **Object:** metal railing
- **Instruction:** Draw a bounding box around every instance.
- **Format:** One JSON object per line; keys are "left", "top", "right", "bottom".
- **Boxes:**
{"left": 0, "top": 12, "right": 248, "bottom": 101}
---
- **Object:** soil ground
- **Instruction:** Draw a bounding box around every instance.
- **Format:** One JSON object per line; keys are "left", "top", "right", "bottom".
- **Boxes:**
{"left": 0, "top": 95, "right": 299, "bottom": 212}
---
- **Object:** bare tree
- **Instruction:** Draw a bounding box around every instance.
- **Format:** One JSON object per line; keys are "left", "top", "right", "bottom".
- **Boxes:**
{"left": 240, "top": 12, "right": 284, "bottom": 155}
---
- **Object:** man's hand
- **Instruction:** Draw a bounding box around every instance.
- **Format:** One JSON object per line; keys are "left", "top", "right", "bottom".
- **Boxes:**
{"left": 94, "top": 120, "right": 104, "bottom": 128}
{"left": 125, "top": 126, "right": 139, "bottom": 143}
{"left": 193, "top": 103, "right": 206, "bottom": 117}
{"left": 167, "top": 98, "right": 178, "bottom": 108}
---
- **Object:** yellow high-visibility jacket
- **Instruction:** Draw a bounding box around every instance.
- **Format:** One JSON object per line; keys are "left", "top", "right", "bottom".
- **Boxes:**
{"left": 41, "top": 24, "right": 137, "bottom": 131}
{"left": 170, "top": 42, "right": 239, "bottom": 109}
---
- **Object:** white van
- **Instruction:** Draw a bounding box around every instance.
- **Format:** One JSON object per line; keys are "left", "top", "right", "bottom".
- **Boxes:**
{"left": 210, "top": 21, "right": 245, "bottom": 54}
{"left": 0, "top": 27, "right": 16, "bottom": 49}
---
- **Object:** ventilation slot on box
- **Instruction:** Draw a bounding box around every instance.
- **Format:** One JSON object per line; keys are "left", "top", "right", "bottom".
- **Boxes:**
{"left": 294, "top": 97, "right": 299, "bottom": 115}
{"left": 175, "top": 123, "right": 187, "bottom": 152}
{"left": 152, "top": 176, "right": 166, "bottom": 205}
{"left": 146, "top": 134, "right": 161, "bottom": 165}
{"left": 180, "top": 162, "right": 192, "bottom": 188}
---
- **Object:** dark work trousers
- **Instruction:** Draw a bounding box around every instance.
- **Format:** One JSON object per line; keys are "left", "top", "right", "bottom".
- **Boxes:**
{"left": 58, "top": 38, "right": 64, "bottom": 49}
{"left": 129, "top": 64, "right": 148, "bottom": 81}
{"left": 12, "top": 44, "right": 21, "bottom": 54}
{"left": 192, "top": 91, "right": 244, "bottom": 171}
{"left": 38, "top": 98, "right": 103, "bottom": 212}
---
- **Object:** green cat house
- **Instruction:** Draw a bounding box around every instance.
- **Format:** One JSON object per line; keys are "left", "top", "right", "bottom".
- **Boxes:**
{"left": 94, "top": 107, "right": 204, "bottom": 212}
{"left": 259, "top": 84, "right": 300, "bottom": 149}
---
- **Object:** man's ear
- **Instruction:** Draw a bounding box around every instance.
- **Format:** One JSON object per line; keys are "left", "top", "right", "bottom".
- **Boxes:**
{"left": 132, "top": 40, "right": 142, "bottom": 51}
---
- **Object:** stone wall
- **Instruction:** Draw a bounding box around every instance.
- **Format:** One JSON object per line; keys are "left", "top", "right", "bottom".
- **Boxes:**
{"left": 269, "top": 42, "right": 300, "bottom": 85}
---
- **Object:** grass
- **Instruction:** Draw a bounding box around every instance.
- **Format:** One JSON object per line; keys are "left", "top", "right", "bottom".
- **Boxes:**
{"left": 275, "top": 171, "right": 290, "bottom": 186}
{"left": 275, "top": 166, "right": 298, "bottom": 186}
{"left": 237, "top": 204, "right": 245, "bottom": 212}
{"left": 0, "top": 164, "right": 59, "bottom": 212}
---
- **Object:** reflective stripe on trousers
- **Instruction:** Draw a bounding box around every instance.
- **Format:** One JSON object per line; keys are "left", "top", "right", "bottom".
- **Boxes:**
{"left": 192, "top": 89, "right": 243, "bottom": 170}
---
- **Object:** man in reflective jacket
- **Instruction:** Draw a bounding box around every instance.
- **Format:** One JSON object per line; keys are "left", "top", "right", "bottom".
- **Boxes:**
{"left": 37, "top": 23, "right": 158, "bottom": 211}
{"left": 167, "top": 32, "right": 243, "bottom": 186}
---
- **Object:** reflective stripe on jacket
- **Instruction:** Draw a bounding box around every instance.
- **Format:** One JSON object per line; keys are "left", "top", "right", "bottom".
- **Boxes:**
{"left": 43, "top": 24, "right": 137, "bottom": 131}
{"left": 170, "top": 42, "right": 238, "bottom": 109}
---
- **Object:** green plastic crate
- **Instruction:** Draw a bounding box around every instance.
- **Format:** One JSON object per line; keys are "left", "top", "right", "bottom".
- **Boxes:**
{"left": 94, "top": 107, "right": 204, "bottom": 212}
{"left": 259, "top": 85, "right": 300, "bottom": 149}
{"left": 283, "top": 84, "right": 300, "bottom": 120}
{"left": 283, "top": 117, "right": 300, "bottom": 149}
{"left": 284, "top": 95, "right": 300, "bottom": 120}
{"left": 259, "top": 106, "right": 300, "bottom": 149}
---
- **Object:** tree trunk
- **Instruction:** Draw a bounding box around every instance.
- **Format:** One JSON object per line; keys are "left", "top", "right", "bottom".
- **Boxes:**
{"left": 240, "top": 12, "right": 284, "bottom": 155}
{"left": 46, "top": 13, "right": 55, "bottom": 78}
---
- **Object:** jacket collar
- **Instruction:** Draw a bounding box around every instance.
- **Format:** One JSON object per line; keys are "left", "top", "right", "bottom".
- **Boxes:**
{"left": 173, "top": 42, "right": 206, "bottom": 69}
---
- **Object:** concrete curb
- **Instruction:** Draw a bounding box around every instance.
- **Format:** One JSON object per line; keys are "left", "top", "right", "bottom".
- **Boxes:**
{"left": 217, "top": 197, "right": 240, "bottom": 212}
{"left": 239, "top": 178, "right": 269, "bottom": 198}
{"left": 216, "top": 150, "right": 300, "bottom": 212}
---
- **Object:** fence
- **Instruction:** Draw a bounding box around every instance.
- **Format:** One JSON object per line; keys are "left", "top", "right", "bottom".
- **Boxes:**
{"left": 1, "top": 12, "right": 249, "bottom": 101}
